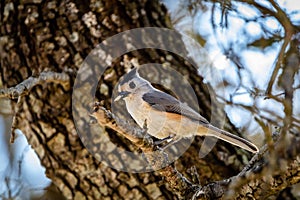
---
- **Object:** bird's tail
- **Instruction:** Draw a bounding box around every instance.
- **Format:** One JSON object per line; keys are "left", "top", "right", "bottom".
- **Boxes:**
{"left": 198, "top": 125, "right": 259, "bottom": 153}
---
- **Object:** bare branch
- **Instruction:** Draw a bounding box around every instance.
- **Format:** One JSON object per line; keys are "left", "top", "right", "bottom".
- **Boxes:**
{"left": 0, "top": 71, "right": 70, "bottom": 99}
{"left": 91, "top": 105, "right": 198, "bottom": 198}
{"left": 0, "top": 71, "right": 70, "bottom": 143}
{"left": 92, "top": 104, "right": 300, "bottom": 199}
{"left": 10, "top": 96, "right": 24, "bottom": 143}
{"left": 234, "top": 0, "right": 295, "bottom": 95}
{"left": 196, "top": 132, "right": 300, "bottom": 199}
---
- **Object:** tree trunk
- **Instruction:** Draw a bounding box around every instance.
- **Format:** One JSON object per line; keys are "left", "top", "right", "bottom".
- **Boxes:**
{"left": 0, "top": 0, "right": 299, "bottom": 199}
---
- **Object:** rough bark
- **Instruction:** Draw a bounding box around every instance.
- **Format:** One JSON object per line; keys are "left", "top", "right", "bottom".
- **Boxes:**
{"left": 0, "top": 0, "right": 299, "bottom": 199}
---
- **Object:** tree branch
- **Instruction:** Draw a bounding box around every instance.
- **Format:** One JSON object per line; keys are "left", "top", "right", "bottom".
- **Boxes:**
{"left": 240, "top": 0, "right": 295, "bottom": 95}
{"left": 91, "top": 105, "right": 199, "bottom": 199}
{"left": 0, "top": 71, "right": 70, "bottom": 142}
{"left": 0, "top": 71, "right": 70, "bottom": 99}
{"left": 92, "top": 105, "right": 300, "bottom": 199}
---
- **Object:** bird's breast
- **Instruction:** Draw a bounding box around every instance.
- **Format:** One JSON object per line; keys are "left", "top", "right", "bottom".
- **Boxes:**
{"left": 124, "top": 97, "right": 199, "bottom": 139}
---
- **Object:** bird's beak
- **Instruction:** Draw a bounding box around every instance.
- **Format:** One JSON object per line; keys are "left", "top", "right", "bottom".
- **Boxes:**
{"left": 114, "top": 91, "right": 131, "bottom": 102}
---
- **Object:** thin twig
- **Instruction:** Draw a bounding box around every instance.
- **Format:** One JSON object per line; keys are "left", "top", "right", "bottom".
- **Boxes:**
{"left": 10, "top": 96, "right": 24, "bottom": 143}
{"left": 235, "top": 0, "right": 295, "bottom": 95}
{"left": 257, "top": 0, "right": 294, "bottom": 95}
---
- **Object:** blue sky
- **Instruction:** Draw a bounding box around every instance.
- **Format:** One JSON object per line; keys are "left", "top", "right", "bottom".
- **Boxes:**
{"left": 163, "top": 0, "right": 300, "bottom": 142}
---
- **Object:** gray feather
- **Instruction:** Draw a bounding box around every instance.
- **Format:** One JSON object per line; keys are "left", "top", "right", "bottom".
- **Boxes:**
{"left": 142, "top": 90, "right": 209, "bottom": 124}
{"left": 119, "top": 68, "right": 138, "bottom": 86}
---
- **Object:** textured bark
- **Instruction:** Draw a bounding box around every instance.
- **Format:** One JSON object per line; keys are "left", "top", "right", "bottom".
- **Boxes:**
{"left": 0, "top": 0, "right": 299, "bottom": 199}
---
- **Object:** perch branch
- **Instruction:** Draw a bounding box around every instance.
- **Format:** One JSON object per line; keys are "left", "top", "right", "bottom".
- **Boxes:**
{"left": 93, "top": 105, "right": 300, "bottom": 199}
{"left": 92, "top": 105, "right": 199, "bottom": 198}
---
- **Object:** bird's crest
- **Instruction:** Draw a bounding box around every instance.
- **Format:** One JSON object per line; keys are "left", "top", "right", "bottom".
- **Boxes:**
{"left": 119, "top": 68, "right": 139, "bottom": 86}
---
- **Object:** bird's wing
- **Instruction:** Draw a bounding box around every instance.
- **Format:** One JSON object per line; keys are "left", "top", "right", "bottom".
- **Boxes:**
{"left": 142, "top": 90, "right": 209, "bottom": 124}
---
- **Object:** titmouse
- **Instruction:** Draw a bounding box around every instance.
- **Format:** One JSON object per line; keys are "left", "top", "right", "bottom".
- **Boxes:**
{"left": 114, "top": 68, "right": 259, "bottom": 153}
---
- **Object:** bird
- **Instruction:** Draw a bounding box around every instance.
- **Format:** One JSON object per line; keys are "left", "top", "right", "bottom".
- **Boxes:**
{"left": 114, "top": 68, "right": 259, "bottom": 153}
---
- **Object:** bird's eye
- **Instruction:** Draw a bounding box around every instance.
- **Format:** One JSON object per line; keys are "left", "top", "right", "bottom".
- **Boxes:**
{"left": 129, "top": 81, "right": 136, "bottom": 89}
